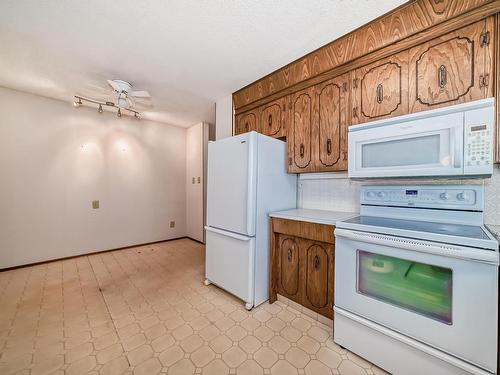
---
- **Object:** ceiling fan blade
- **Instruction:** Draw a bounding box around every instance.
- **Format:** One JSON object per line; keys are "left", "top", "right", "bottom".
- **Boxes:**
{"left": 107, "top": 80, "right": 121, "bottom": 92}
{"left": 129, "top": 90, "right": 150, "bottom": 98}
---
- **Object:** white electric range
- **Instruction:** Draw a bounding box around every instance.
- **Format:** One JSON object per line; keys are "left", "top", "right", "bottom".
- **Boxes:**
{"left": 334, "top": 185, "right": 499, "bottom": 375}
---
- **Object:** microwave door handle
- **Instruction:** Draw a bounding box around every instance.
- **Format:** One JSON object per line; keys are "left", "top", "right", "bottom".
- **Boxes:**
{"left": 453, "top": 126, "right": 463, "bottom": 169}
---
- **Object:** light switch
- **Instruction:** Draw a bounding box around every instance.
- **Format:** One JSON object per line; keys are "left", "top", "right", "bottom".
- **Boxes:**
{"left": 92, "top": 200, "right": 99, "bottom": 209}
{"left": 170, "top": 221, "right": 175, "bottom": 228}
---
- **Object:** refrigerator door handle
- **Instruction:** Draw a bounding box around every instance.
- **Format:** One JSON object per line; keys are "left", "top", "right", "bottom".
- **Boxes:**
{"left": 205, "top": 226, "right": 252, "bottom": 241}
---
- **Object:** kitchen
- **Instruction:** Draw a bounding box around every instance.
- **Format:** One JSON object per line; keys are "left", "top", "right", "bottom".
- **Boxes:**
{"left": 1, "top": 1, "right": 500, "bottom": 375}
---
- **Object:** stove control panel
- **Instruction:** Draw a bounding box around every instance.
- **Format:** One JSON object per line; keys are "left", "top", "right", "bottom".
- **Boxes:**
{"left": 361, "top": 185, "right": 483, "bottom": 210}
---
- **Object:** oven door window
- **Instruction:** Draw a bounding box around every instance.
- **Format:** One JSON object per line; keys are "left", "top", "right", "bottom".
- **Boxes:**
{"left": 357, "top": 250, "right": 452, "bottom": 324}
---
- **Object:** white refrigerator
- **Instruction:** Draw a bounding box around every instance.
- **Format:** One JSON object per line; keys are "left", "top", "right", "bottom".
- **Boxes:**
{"left": 205, "top": 131, "right": 297, "bottom": 310}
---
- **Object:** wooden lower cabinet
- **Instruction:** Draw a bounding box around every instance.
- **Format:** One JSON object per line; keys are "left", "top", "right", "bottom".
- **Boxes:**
{"left": 270, "top": 218, "right": 335, "bottom": 319}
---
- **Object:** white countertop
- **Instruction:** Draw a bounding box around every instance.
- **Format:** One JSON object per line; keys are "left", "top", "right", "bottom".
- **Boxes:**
{"left": 269, "top": 208, "right": 358, "bottom": 226}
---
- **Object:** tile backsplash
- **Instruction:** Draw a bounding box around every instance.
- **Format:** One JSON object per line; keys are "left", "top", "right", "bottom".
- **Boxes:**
{"left": 298, "top": 164, "right": 500, "bottom": 225}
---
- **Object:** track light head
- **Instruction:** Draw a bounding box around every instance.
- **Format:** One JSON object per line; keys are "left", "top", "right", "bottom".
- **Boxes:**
{"left": 117, "top": 108, "right": 122, "bottom": 118}
{"left": 134, "top": 112, "right": 139, "bottom": 119}
{"left": 98, "top": 104, "right": 103, "bottom": 114}
{"left": 73, "top": 98, "right": 82, "bottom": 107}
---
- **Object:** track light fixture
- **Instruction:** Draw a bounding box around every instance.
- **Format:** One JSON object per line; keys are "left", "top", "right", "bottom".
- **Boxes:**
{"left": 72, "top": 96, "right": 140, "bottom": 119}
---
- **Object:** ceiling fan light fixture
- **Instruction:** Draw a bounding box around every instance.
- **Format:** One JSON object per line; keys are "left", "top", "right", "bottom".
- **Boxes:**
{"left": 117, "top": 97, "right": 128, "bottom": 108}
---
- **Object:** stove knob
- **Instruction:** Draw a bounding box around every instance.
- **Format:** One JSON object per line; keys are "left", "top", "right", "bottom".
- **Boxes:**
{"left": 367, "top": 191, "right": 376, "bottom": 198}
{"left": 439, "top": 192, "right": 450, "bottom": 200}
{"left": 377, "top": 191, "right": 386, "bottom": 198}
{"left": 457, "top": 192, "right": 468, "bottom": 201}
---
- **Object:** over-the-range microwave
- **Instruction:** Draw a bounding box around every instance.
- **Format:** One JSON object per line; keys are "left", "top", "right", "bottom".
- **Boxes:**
{"left": 348, "top": 98, "right": 494, "bottom": 178}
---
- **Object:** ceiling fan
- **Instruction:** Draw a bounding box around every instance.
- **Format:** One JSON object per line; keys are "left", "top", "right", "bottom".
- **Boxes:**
{"left": 106, "top": 79, "right": 151, "bottom": 109}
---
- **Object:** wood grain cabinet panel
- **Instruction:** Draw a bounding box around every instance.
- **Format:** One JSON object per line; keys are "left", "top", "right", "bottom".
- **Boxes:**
{"left": 315, "top": 75, "right": 349, "bottom": 171}
{"left": 270, "top": 218, "right": 335, "bottom": 319}
{"left": 288, "top": 88, "right": 314, "bottom": 172}
{"left": 260, "top": 97, "right": 287, "bottom": 138}
{"left": 277, "top": 235, "right": 301, "bottom": 303}
{"left": 302, "top": 240, "right": 334, "bottom": 317}
{"left": 351, "top": 52, "right": 409, "bottom": 125}
{"left": 234, "top": 111, "right": 258, "bottom": 135}
{"left": 409, "top": 19, "right": 494, "bottom": 113}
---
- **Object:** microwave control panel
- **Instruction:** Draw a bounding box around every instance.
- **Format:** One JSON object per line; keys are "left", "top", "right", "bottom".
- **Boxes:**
{"left": 464, "top": 102, "right": 494, "bottom": 175}
{"left": 464, "top": 122, "right": 492, "bottom": 168}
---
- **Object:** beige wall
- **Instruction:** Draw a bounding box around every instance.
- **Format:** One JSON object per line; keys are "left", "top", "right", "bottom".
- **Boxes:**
{"left": 0, "top": 87, "right": 187, "bottom": 268}
{"left": 215, "top": 95, "right": 233, "bottom": 140}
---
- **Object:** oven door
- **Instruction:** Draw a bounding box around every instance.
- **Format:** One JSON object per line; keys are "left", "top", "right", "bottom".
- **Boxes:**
{"left": 348, "top": 112, "right": 464, "bottom": 178}
{"left": 334, "top": 229, "right": 498, "bottom": 372}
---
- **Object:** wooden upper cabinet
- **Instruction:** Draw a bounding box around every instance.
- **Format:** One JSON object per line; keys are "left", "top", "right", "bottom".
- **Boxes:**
{"left": 351, "top": 51, "right": 409, "bottom": 125}
{"left": 260, "top": 97, "right": 287, "bottom": 138}
{"left": 288, "top": 87, "right": 314, "bottom": 173}
{"left": 409, "top": 18, "right": 494, "bottom": 113}
{"left": 234, "top": 110, "right": 258, "bottom": 135}
{"left": 315, "top": 75, "right": 349, "bottom": 171}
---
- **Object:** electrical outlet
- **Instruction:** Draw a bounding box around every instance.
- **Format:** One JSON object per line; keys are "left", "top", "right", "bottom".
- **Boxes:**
{"left": 192, "top": 177, "right": 195, "bottom": 184}
{"left": 92, "top": 200, "right": 99, "bottom": 209}
{"left": 170, "top": 221, "right": 175, "bottom": 228}
{"left": 197, "top": 177, "right": 201, "bottom": 184}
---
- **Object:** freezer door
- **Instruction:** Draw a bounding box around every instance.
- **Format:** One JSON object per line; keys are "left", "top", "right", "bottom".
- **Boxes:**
{"left": 207, "top": 132, "right": 257, "bottom": 236}
{"left": 205, "top": 226, "right": 255, "bottom": 305}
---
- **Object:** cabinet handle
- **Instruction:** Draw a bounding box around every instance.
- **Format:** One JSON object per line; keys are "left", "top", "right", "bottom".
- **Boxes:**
{"left": 438, "top": 65, "right": 447, "bottom": 88}
{"left": 376, "top": 84, "right": 384, "bottom": 104}
{"left": 268, "top": 114, "right": 273, "bottom": 127}
{"left": 353, "top": 107, "right": 358, "bottom": 117}
{"left": 300, "top": 144, "right": 305, "bottom": 158}
{"left": 353, "top": 78, "right": 359, "bottom": 89}
{"left": 342, "top": 82, "right": 348, "bottom": 92}
{"left": 480, "top": 74, "right": 490, "bottom": 88}
{"left": 287, "top": 249, "right": 292, "bottom": 262}
{"left": 245, "top": 122, "right": 249, "bottom": 131}
{"left": 343, "top": 151, "right": 348, "bottom": 161}
{"left": 326, "top": 139, "right": 332, "bottom": 155}
{"left": 314, "top": 255, "right": 320, "bottom": 270}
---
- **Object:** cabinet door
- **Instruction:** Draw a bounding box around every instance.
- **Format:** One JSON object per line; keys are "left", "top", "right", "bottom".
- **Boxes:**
{"left": 315, "top": 74, "right": 349, "bottom": 171}
{"left": 288, "top": 87, "right": 314, "bottom": 173}
{"left": 351, "top": 51, "right": 409, "bottom": 125}
{"left": 234, "top": 111, "right": 258, "bottom": 135}
{"left": 301, "top": 239, "right": 334, "bottom": 318}
{"left": 260, "top": 97, "right": 287, "bottom": 138}
{"left": 277, "top": 235, "right": 301, "bottom": 303}
{"left": 409, "top": 19, "right": 493, "bottom": 113}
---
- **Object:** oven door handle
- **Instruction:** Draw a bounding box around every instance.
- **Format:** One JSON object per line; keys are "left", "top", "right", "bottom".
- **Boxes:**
{"left": 334, "top": 228, "right": 499, "bottom": 264}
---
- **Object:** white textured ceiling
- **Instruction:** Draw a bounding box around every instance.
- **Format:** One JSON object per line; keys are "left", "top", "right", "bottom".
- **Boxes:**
{"left": 0, "top": 0, "right": 406, "bottom": 127}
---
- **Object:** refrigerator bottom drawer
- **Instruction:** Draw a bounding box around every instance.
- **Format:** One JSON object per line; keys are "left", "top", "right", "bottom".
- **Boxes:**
{"left": 205, "top": 228, "right": 255, "bottom": 305}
